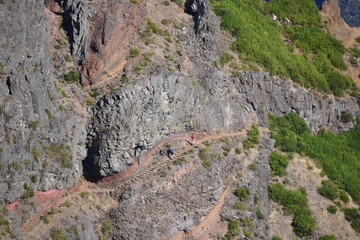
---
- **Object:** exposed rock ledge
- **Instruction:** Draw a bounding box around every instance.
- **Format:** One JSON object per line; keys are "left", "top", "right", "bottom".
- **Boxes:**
{"left": 86, "top": 70, "right": 359, "bottom": 178}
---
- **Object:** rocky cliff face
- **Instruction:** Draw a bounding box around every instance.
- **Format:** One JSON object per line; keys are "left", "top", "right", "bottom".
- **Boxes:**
{"left": 86, "top": 69, "right": 359, "bottom": 178}
{"left": 0, "top": 0, "right": 86, "bottom": 203}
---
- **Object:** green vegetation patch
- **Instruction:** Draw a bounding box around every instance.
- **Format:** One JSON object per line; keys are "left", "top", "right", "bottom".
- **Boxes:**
{"left": 318, "top": 180, "right": 339, "bottom": 200}
{"left": 268, "top": 183, "right": 315, "bottom": 237}
{"left": 211, "top": 0, "right": 356, "bottom": 96}
{"left": 269, "top": 150, "right": 291, "bottom": 176}
{"left": 243, "top": 124, "right": 259, "bottom": 150}
{"left": 234, "top": 186, "right": 250, "bottom": 201}
{"left": 50, "top": 227, "right": 67, "bottom": 240}
{"left": 223, "top": 218, "right": 240, "bottom": 240}
{"left": 63, "top": 70, "right": 80, "bottom": 84}
{"left": 319, "top": 235, "right": 337, "bottom": 240}
{"left": 199, "top": 148, "right": 211, "bottom": 170}
{"left": 269, "top": 113, "right": 360, "bottom": 204}
{"left": 45, "top": 144, "right": 73, "bottom": 168}
{"left": 327, "top": 205, "right": 337, "bottom": 214}
{"left": 343, "top": 208, "right": 360, "bottom": 233}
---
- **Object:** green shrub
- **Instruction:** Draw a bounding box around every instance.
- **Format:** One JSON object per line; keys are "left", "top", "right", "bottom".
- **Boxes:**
{"left": 339, "top": 190, "right": 350, "bottom": 203}
{"left": 89, "top": 89, "right": 100, "bottom": 98}
{"left": 248, "top": 164, "right": 257, "bottom": 171}
{"left": 221, "top": 146, "right": 231, "bottom": 152}
{"left": 234, "top": 187, "right": 250, "bottom": 201}
{"left": 327, "top": 205, "right": 337, "bottom": 214}
{"left": 42, "top": 214, "right": 50, "bottom": 224}
{"left": 319, "top": 235, "right": 337, "bottom": 240}
{"left": 256, "top": 208, "right": 265, "bottom": 219}
{"left": 80, "top": 191, "right": 90, "bottom": 199}
{"left": 130, "top": 0, "right": 137, "bottom": 3}
{"left": 45, "top": 144, "right": 73, "bottom": 168}
{"left": 223, "top": 218, "right": 239, "bottom": 240}
{"left": 318, "top": 180, "right": 339, "bottom": 200}
{"left": 243, "top": 125, "right": 260, "bottom": 149}
{"left": 173, "top": 157, "right": 186, "bottom": 165}
{"left": 269, "top": 113, "right": 360, "bottom": 204}
{"left": 28, "top": 121, "right": 38, "bottom": 131}
{"left": 235, "top": 147, "right": 241, "bottom": 154}
{"left": 159, "top": 170, "right": 167, "bottom": 177}
{"left": 343, "top": 208, "right": 360, "bottom": 222}
{"left": 291, "top": 207, "right": 315, "bottom": 237}
{"left": 63, "top": 70, "right": 80, "bottom": 83}
{"left": 128, "top": 48, "right": 140, "bottom": 58}
{"left": 211, "top": 0, "right": 355, "bottom": 96}
{"left": 269, "top": 151, "right": 290, "bottom": 176}
{"left": 269, "top": 183, "right": 316, "bottom": 237}
{"left": 45, "top": 109, "right": 52, "bottom": 120}
{"left": 199, "top": 148, "right": 211, "bottom": 170}
{"left": 272, "top": 237, "right": 282, "bottom": 240}
{"left": 161, "top": 19, "right": 171, "bottom": 25}
{"left": 202, "top": 140, "right": 211, "bottom": 146}
{"left": 351, "top": 220, "right": 360, "bottom": 233}
{"left": 101, "top": 219, "right": 114, "bottom": 235}
{"left": 268, "top": 183, "right": 307, "bottom": 214}
{"left": 233, "top": 201, "right": 245, "bottom": 210}
{"left": 219, "top": 52, "right": 234, "bottom": 67}
{"left": 20, "top": 188, "right": 34, "bottom": 200}
{"left": 340, "top": 112, "right": 352, "bottom": 123}
{"left": 171, "top": 0, "right": 183, "bottom": 6}
{"left": 162, "top": 1, "right": 170, "bottom": 6}
{"left": 50, "top": 227, "right": 67, "bottom": 240}
{"left": 31, "top": 147, "right": 41, "bottom": 161}
{"left": 0, "top": 61, "right": 4, "bottom": 74}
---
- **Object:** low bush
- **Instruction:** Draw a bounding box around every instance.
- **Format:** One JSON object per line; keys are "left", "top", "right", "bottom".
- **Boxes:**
{"left": 171, "top": 0, "right": 183, "bottom": 6}
{"left": 318, "top": 180, "right": 339, "bottom": 200}
{"left": 234, "top": 186, "right": 250, "bottom": 201}
{"left": 343, "top": 208, "right": 360, "bottom": 222}
{"left": 291, "top": 207, "right": 316, "bottom": 237}
{"left": 327, "top": 205, "right": 337, "bottom": 214}
{"left": 63, "top": 70, "right": 80, "bottom": 83}
{"left": 50, "top": 227, "right": 67, "bottom": 240}
{"left": 80, "top": 191, "right": 90, "bottom": 199}
{"left": 339, "top": 190, "right": 350, "bottom": 203}
{"left": 269, "top": 150, "right": 291, "bottom": 176}
{"left": 211, "top": 0, "right": 356, "bottom": 96}
{"left": 128, "top": 48, "right": 140, "bottom": 58}
{"left": 319, "top": 234, "right": 337, "bottom": 240}
{"left": 199, "top": 148, "right": 211, "bottom": 170}
{"left": 223, "top": 218, "right": 240, "bottom": 240}
{"left": 269, "top": 183, "right": 315, "bottom": 237}
{"left": 269, "top": 113, "right": 360, "bottom": 204}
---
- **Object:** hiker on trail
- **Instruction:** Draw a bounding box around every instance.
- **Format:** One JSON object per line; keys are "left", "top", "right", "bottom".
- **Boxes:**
{"left": 167, "top": 146, "right": 175, "bottom": 159}
{"left": 191, "top": 133, "right": 196, "bottom": 144}
{"left": 159, "top": 149, "right": 165, "bottom": 155}
{"left": 272, "top": 13, "right": 277, "bottom": 21}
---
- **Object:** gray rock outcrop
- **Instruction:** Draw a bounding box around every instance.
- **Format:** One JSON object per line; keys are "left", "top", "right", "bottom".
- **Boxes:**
{"left": 0, "top": 0, "right": 86, "bottom": 203}
{"left": 57, "top": 0, "right": 89, "bottom": 63}
{"left": 86, "top": 70, "right": 359, "bottom": 178}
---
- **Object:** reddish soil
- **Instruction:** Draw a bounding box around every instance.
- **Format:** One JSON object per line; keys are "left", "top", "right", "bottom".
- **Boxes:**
{"left": 19, "top": 128, "right": 256, "bottom": 236}
{"left": 44, "top": 0, "right": 62, "bottom": 53}
{"left": 82, "top": 1, "right": 146, "bottom": 87}
{"left": 35, "top": 189, "right": 64, "bottom": 204}
{"left": 6, "top": 200, "right": 20, "bottom": 212}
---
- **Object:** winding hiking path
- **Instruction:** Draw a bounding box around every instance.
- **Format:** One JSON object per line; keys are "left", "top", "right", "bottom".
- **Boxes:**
{"left": 20, "top": 128, "right": 268, "bottom": 235}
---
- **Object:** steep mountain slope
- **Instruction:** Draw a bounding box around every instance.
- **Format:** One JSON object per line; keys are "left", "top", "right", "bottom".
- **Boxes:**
{"left": 0, "top": 0, "right": 359, "bottom": 239}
